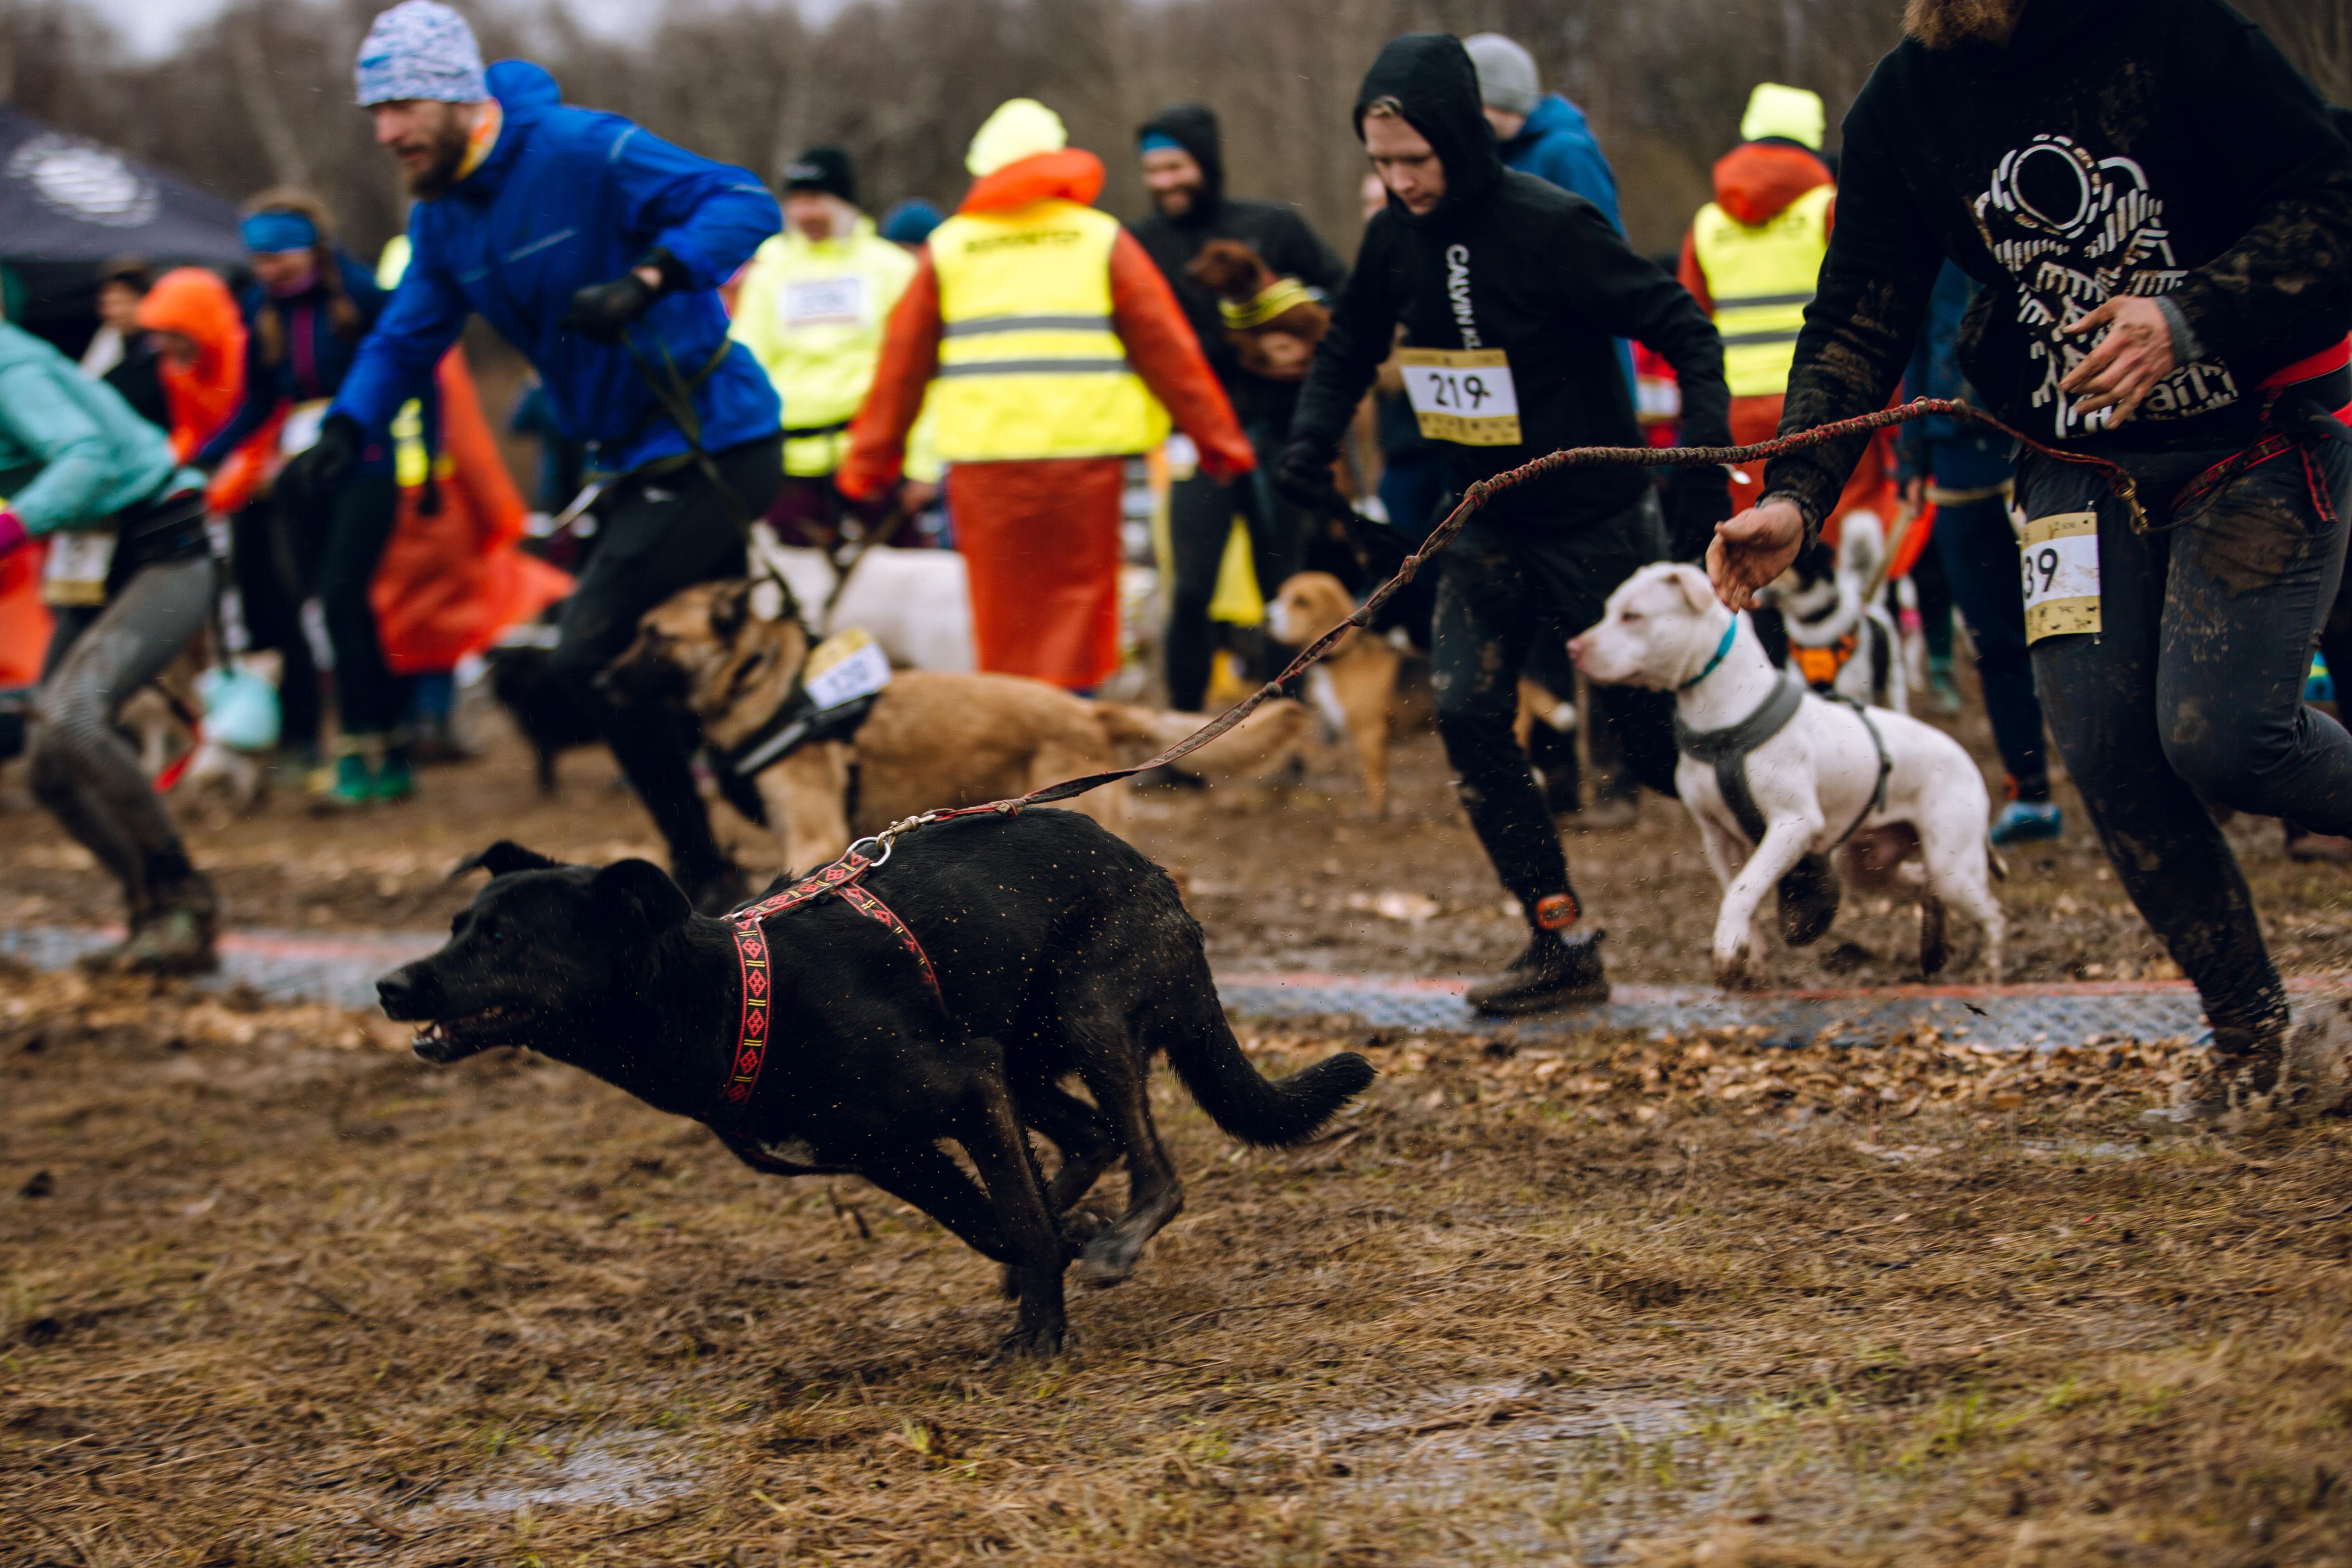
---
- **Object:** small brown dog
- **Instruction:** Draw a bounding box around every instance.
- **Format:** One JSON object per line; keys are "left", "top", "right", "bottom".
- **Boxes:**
{"left": 1266, "top": 571, "right": 1400, "bottom": 817}
{"left": 1186, "top": 239, "right": 1329, "bottom": 382}
{"left": 609, "top": 580, "right": 1307, "bottom": 872}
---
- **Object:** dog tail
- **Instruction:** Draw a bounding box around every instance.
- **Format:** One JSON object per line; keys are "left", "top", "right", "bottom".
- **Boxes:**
{"left": 1158, "top": 1009, "right": 1376, "bottom": 1148}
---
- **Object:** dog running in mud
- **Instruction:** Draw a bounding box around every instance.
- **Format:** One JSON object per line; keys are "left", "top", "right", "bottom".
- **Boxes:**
{"left": 377, "top": 810, "right": 1375, "bottom": 1360}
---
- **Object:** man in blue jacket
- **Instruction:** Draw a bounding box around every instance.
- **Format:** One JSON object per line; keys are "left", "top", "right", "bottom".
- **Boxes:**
{"left": 282, "top": 1, "right": 785, "bottom": 909}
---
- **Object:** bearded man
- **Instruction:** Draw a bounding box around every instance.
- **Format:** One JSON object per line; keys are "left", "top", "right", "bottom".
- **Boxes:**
{"left": 1709, "top": 0, "right": 2352, "bottom": 1126}
{"left": 279, "top": 0, "right": 784, "bottom": 911}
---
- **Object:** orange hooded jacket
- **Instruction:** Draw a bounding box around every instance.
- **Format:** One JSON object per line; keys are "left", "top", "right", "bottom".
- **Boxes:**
{"left": 369, "top": 350, "right": 572, "bottom": 676}
{"left": 133, "top": 268, "right": 246, "bottom": 462}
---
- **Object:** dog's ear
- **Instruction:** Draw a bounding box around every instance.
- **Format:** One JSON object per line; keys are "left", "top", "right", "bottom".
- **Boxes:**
{"left": 590, "top": 858, "right": 695, "bottom": 934}
{"left": 452, "top": 841, "right": 562, "bottom": 880}
{"left": 1668, "top": 563, "right": 1718, "bottom": 613}
{"left": 707, "top": 578, "right": 758, "bottom": 644}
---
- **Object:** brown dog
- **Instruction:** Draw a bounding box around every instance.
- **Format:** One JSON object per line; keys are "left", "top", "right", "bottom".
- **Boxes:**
{"left": 1265, "top": 572, "right": 1400, "bottom": 817}
{"left": 1185, "top": 239, "right": 1329, "bottom": 382}
{"left": 609, "top": 580, "right": 1307, "bottom": 872}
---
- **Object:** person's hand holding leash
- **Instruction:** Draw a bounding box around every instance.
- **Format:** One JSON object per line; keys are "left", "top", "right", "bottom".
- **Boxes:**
{"left": 1707, "top": 496, "right": 1805, "bottom": 610}
{"left": 1271, "top": 438, "right": 1336, "bottom": 507}
{"left": 562, "top": 262, "right": 668, "bottom": 344}
{"left": 274, "top": 412, "right": 362, "bottom": 517}
{"left": 2059, "top": 295, "right": 2176, "bottom": 426}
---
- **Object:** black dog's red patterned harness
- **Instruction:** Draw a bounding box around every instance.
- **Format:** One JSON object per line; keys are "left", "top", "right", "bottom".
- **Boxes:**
{"left": 715, "top": 843, "right": 940, "bottom": 1119}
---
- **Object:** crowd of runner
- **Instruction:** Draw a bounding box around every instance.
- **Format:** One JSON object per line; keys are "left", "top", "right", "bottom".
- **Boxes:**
{"left": 0, "top": 0, "right": 2346, "bottom": 1124}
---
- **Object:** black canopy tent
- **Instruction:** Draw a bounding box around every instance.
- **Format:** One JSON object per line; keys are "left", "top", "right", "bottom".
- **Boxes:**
{"left": 0, "top": 107, "right": 246, "bottom": 357}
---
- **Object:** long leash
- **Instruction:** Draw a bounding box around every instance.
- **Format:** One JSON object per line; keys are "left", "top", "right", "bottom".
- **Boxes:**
{"left": 819, "top": 398, "right": 2139, "bottom": 867}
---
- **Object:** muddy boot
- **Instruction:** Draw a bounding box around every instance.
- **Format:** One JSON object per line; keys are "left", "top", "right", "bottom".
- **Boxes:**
{"left": 114, "top": 876, "right": 219, "bottom": 977}
{"left": 1776, "top": 853, "right": 1842, "bottom": 948}
{"left": 315, "top": 738, "right": 379, "bottom": 813}
{"left": 1466, "top": 928, "right": 1610, "bottom": 1016}
{"left": 2142, "top": 1035, "right": 2285, "bottom": 1133}
{"left": 374, "top": 741, "right": 417, "bottom": 804}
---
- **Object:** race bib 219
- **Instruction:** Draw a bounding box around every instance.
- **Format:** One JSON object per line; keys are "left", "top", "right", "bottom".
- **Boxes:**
{"left": 1397, "top": 348, "right": 1522, "bottom": 447}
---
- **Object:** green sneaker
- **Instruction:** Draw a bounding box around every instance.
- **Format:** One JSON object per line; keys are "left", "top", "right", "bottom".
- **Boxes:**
{"left": 374, "top": 745, "right": 416, "bottom": 804}
{"left": 316, "top": 749, "right": 376, "bottom": 812}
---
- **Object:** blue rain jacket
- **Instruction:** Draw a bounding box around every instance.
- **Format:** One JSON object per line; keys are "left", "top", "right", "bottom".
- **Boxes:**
{"left": 332, "top": 59, "right": 781, "bottom": 476}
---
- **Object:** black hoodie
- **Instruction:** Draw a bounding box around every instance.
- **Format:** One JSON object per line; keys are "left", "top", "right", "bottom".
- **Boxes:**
{"left": 1128, "top": 102, "right": 1348, "bottom": 433}
{"left": 1764, "top": 0, "right": 2352, "bottom": 533}
{"left": 1289, "top": 34, "right": 1731, "bottom": 533}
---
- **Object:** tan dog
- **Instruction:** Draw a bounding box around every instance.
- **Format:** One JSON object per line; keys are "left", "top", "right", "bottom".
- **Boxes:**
{"left": 1266, "top": 572, "right": 1400, "bottom": 816}
{"left": 610, "top": 580, "right": 1305, "bottom": 873}
{"left": 1186, "top": 239, "right": 1329, "bottom": 382}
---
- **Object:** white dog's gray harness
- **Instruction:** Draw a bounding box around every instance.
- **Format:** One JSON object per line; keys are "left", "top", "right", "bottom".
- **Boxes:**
{"left": 1676, "top": 671, "right": 1891, "bottom": 845}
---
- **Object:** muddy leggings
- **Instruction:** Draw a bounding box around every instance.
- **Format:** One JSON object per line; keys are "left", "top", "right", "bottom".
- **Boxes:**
{"left": 32, "top": 554, "right": 217, "bottom": 923}
{"left": 2020, "top": 428, "right": 2352, "bottom": 1055}
{"left": 1429, "top": 491, "right": 1680, "bottom": 929}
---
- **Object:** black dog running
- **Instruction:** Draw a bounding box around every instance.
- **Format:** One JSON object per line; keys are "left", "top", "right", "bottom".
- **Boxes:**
{"left": 376, "top": 808, "right": 1374, "bottom": 1360}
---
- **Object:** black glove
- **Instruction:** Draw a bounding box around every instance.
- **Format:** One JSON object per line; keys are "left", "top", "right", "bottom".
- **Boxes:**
{"left": 1272, "top": 438, "right": 1339, "bottom": 509}
{"left": 561, "top": 270, "right": 659, "bottom": 343}
{"left": 1662, "top": 463, "right": 1734, "bottom": 563}
{"left": 275, "top": 412, "right": 361, "bottom": 517}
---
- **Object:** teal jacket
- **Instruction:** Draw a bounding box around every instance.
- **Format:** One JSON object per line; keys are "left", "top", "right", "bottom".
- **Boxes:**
{"left": 0, "top": 322, "right": 194, "bottom": 534}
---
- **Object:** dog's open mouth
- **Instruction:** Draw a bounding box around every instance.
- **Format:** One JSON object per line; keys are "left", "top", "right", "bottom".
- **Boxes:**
{"left": 411, "top": 1006, "right": 528, "bottom": 1061}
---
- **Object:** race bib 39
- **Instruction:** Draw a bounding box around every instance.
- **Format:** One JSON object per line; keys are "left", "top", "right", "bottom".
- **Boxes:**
{"left": 1397, "top": 347, "right": 1522, "bottom": 447}
{"left": 2020, "top": 511, "right": 2101, "bottom": 642}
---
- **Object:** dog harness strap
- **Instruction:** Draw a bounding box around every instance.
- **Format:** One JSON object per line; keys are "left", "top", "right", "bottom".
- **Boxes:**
{"left": 1675, "top": 671, "right": 1805, "bottom": 844}
{"left": 1821, "top": 692, "right": 1893, "bottom": 845}
{"left": 712, "top": 851, "right": 944, "bottom": 1125}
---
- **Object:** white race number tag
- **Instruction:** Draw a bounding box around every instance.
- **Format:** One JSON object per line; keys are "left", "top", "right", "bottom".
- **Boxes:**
{"left": 2020, "top": 511, "right": 2101, "bottom": 642}
{"left": 41, "top": 528, "right": 117, "bottom": 607}
{"left": 803, "top": 627, "right": 893, "bottom": 709}
{"left": 781, "top": 277, "right": 866, "bottom": 330}
{"left": 1397, "top": 347, "right": 1522, "bottom": 446}
{"left": 279, "top": 399, "right": 332, "bottom": 458}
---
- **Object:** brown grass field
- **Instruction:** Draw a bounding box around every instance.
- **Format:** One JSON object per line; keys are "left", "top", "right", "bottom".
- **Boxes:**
{"left": 5, "top": 957, "right": 2351, "bottom": 1567}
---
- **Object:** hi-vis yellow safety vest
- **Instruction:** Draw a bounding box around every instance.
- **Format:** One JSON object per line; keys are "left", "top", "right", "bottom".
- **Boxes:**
{"left": 1692, "top": 183, "right": 1834, "bottom": 398}
{"left": 927, "top": 200, "right": 1168, "bottom": 462}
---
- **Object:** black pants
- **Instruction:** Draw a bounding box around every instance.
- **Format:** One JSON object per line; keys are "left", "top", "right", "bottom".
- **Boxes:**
{"left": 552, "top": 434, "right": 784, "bottom": 882}
{"left": 283, "top": 474, "right": 407, "bottom": 740}
{"left": 229, "top": 497, "right": 322, "bottom": 754}
{"left": 1429, "top": 490, "right": 1679, "bottom": 927}
{"left": 2022, "top": 427, "right": 2352, "bottom": 1052}
{"left": 1165, "top": 424, "right": 1304, "bottom": 712}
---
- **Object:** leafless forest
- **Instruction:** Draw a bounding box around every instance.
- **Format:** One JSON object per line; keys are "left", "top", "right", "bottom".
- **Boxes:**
{"left": 0, "top": 0, "right": 2343, "bottom": 267}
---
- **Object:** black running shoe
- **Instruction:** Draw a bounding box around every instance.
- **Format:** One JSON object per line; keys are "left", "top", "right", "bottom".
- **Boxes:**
{"left": 1466, "top": 928, "right": 1610, "bottom": 1016}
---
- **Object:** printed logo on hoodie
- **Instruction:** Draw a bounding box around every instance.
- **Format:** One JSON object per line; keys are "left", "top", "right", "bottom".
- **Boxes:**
{"left": 1975, "top": 134, "right": 2238, "bottom": 437}
{"left": 1445, "top": 244, "right": 1483, "bottom": 349}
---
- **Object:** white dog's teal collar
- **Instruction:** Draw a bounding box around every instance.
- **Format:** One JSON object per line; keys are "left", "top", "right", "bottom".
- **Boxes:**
{"left": 1679, "top": 619, "right": 1738, "bottom": 691}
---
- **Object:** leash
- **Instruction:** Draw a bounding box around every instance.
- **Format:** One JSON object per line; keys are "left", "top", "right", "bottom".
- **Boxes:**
{"left": 828, "top": 399, "right": 2141, "bottom": 862}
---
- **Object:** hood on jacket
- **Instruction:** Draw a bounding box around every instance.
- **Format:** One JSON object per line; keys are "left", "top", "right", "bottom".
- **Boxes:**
{"left": 1710, "top": 140, "right": 1833, "bottom": 227}
{"left": 1504, "top": 93, "right": 1592, "bottom": 155}
{"left": 1355, "top": 33, "right": 1504, "bottom": 227}
{"left": 451, "top": 58, "right": 561, "bottom": 199}
{"left": 136, "top": 266, "right": 246, "bottom": 453}
{"left": 1137, "top": 102, "right": 1224, "bottom": 221}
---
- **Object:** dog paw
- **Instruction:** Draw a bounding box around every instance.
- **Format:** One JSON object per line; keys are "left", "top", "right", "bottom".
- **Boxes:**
{"left": 985, "top": 1321, "right": 1068, "bottom": 1364}
{"left": 1075, "top": 1230, "right": 1139, "bottom": 1289}
{"left": 1058, "top": 1206, "right": 1114, "bottom": 1255}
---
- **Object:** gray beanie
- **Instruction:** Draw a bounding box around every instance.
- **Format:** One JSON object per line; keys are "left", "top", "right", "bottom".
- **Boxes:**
{"left": 1463, "top": 33, "right": 1541, "bottom": 118}
{"left": 355, "top": 1, "right": 489, "bottom": 107}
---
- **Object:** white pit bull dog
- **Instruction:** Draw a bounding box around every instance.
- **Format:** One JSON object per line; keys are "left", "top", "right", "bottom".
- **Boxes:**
{"left": 1569, "top": 563, "right": 2003, "bottom": 988}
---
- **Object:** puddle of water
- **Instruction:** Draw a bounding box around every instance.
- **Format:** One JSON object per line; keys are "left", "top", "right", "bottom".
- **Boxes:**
{"left": 428, "top": 1431, "right": 693, "bottom": 1514}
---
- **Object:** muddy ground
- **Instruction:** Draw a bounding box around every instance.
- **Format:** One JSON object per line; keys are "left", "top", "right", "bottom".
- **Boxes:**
{"left": 2, "top": 670, "right": 2349, "bottom": 989}
{"left": 4, "top": 966, "right": 2351, "bottom": 1566}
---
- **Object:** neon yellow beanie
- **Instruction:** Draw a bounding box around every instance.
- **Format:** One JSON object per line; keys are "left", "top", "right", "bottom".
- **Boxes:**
{"left": 1740, "top": 82, "right": 1826, "bottom": 152}
{"left": 966, "top": 98, "right": 1068, "bottom": 177}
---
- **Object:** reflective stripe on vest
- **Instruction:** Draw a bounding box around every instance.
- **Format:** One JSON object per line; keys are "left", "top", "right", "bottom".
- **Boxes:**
{"left": 928, "top": 202, "right": 1168, "bottom": 461}
{"left": 1692, "top": 183, "right": 1834, "bottom": 398}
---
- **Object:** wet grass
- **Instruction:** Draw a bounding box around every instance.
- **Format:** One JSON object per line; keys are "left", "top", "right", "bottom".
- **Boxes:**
{"left": 3, "top": 966, "right": 2351, "bottom": 1565}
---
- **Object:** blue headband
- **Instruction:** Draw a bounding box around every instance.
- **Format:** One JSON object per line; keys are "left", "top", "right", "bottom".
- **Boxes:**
{"left": 241, "top": 210, "right": 319, "bottom": 255}
{"left": 1138, "top": 131, "right": 1184, "bottom": 155}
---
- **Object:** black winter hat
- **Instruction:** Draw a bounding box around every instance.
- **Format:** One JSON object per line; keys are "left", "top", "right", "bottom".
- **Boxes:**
{"left": 782, "top": 145, "right": 856, "bottom": 205}
{"left": 1136, "top": 102, "right": 1224, "bottom": 217}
